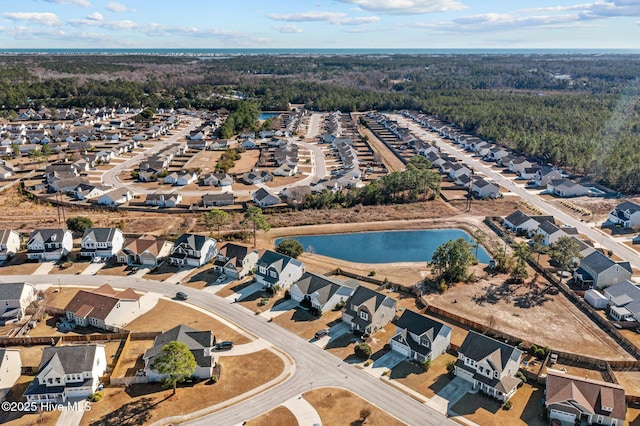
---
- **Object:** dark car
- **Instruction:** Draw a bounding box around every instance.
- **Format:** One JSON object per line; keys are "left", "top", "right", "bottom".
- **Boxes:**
{"left": 176, "top": 291, "right": 188, "bottom": 300}
{"left": 216, "top": 341, "right": 233, "bottom": 350}
{"left": 314, "top": 329, "right": 330, "bottom": 339}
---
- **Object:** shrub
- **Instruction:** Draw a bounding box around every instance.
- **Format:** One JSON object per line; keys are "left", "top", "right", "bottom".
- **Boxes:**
{"left": 276, "top": 239, "right": 304, "bottom": 258}
{"left": 210, "top": 375, "right": 218, "bottom": 384}
{"left": 89, "top": 391, "right": 103, "bottom": 402}
{"left": 437, "top": 280, "right": 448, "bottom": 293}
{"left": 354, "top": 342, "right": 372, "bottom": 360}
{"left": 334, "top": 300, "right": 346, "bottom": 310}
{"left": 66, "top": 216, "right": 93, "bottom": 234}
{"left": 502, "top": 400, "right": 512, "bottom": 410}
{"left": 446, "top": 360, "right": 455, "bottom": 373}
{"left": 363, "top": 360, "right": 372, "bottom": 366}
{"left": 516, "top": 371, "right": 527, "bottom": 385}
{"left": 368, "top": 270, "right": 376, "bottom": 276}
{"left": 420, "top": 359, "right": 432, "bottom": 372}
{"left": 360, "top": 408, "right": 372, "bottom": 421}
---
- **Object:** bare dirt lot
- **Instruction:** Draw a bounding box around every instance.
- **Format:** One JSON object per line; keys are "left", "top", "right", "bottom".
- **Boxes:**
{"left": 111, "top": 338, "right": 154, "bottom": 378}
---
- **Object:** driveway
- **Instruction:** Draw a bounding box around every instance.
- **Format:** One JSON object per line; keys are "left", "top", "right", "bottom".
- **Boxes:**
{"left": 432, "top": 376, "right": 473, "bottom": 414}
{"left": 164, "top": 267, "right": 195, "bottom": 284}
{"left": 363, "top": 351, "right": 405, "bottom": 377}
{"left": 32, "top": 261, "right": 56, "bottom": 275}
{"left": 224, "top": 281, "right": 264, "bottom": 302}
{"left": 81, "top": 262, "right": 106, "bottom": 275}
{"left": 260, "top": 298, "right": 298, "bottom": 320}
{"left": 282, "top": 395, "right": 322, "bottom": 426}
{"left": 311, "top": 321, "right": 350, "bottom": 349}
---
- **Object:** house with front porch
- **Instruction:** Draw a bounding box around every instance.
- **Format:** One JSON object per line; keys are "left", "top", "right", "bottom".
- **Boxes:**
{"left": 23, "top": 344, "right": 106, "bottom": 405}
{"left": 255, "top": 250, "right": 304, "bottom": 290}
{"left": 503, "top": 210, "right": 555, "bottom": 235}
{"left": 342, "top": 286, "right": 396, "bottom": 335}
{"left": 80, "top": 228, "right": 124, "bottom": 259}
{"left": 213, "top": 242, "right": 259, "bottom": 279}
{"left": 390, "top": 309, "right": 451, "bottom": 363}
{"left": 573, "top": 251, "right": 632, "bottom": 290}
{"left": 168, "top": 234, "right": 217, "bottom": 267}
{"left": 454, "top": 331, "right": 523, "bottom": 402}
{"left": 603, "top": 280, "right": 640, "bottom": 322}
{"left": 545, "top": 370, "right": 626, "bottom": 426}
{"left": 116, "top": 235, "right": 173, "bottom": 267}
{"left": 26, "top": 229, "right": 73, "bottom": 261}
{"left": 64, "top": 284, "right": 141, "bottom": 331}
{"left": 608, "top": 201, "right": 640, "bottom": 229}
{"left": 289, "top": 272, "right": 355, "bottom": 314}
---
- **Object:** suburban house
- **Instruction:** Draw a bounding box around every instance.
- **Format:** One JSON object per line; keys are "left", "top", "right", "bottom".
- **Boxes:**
{"left": 289, "top": 272, "right": 356, "bottom": 314}
{"left": 472, "top": 179, "right": 499, "bottom": 199}
{"left": 536, "top": 221, "right": 573, "bottom": 246}
{"left": 390, "top": 309, "right": 451, "bottom": 363}
{"left": 145, "top": 192, "right": 182, "bottom": 208}
{"left": 534, "top": 167, "right": 563, "bottom": 187}
{"left": 508, "top": 157, "right": 535, "bottom": 174}
{"left": 242, "top": 170, "right": 273, "bottom": 185}
{"left": 80, "top": 227, "right": 124, "bottom": 259}
{"left": 574, "top": 251, "right": 632, "bottom": 290}
{"left": 26, "top": 228, "right": 73, "bottom": 261}
{"left": 547, "top": 178, "right": 589, "bottom": 197}
{"left": 454, "top": 331, "right": 523, "bottom": 402}
{"left": 201, "top": 172, "right": 233, "bottom": 187}
{"left": 253, "top": 187, "right": 281, "bottom": 207}
{"left": 503, "top": 210, "right": 555, "bottom": 235}
{"left": 0, "top": 282, "right": 38, "bottom": 323}
{"left": 0, "top": 349, "right": 21, "bottom": 401}
{"left": 168, "top": 234, "right": 217, "bottom": 267}
{"left": 116, "top": 235, "right": 174, "bottom": 267}
{"left": 165, "top": 172, "right": 198, "bottom": 186}
{"left": 72, "top": 183, "right": 108, "bottom": 201}
{"left": 517, "top": 166, "right": 542, "bottom": 181}
{"left": 23, "top": 344, "right": 107, "bottom": 404}
{"left": 213, "top": 242, "right": 259, "bottom": 279}
{"left": 608, "top": 201, "right": 640, "bottom": 229}
{"left": 584, "top": 289, "right": 609, "bottom": 310}
{"left": 342, "top": 286, "right": 397, "bottom": 335}
{"left": 448, "top": 163, "right": 472, "bottom": 180}
{"left": 545, "top": 370, "right": 626, "bottom": 426}
{"left": 202, "top": 193, "right": 235, "bottom": 207}
{"left": 603, "top": 280, "right": 640, "bottom": 322}
{"left": 255, "top": 250, "right": 305, "bottom": 290}
{"left": 64, "top": 284, "right": 142, "bottom": 331}
{"left": 0, "top": 229, "right": 21, "bottom": 261}
{"left": 96, "top": 188, "right": 133, "bottom": 206}
{"left": 143, "top": 324, "right": 214, "bottom": 382}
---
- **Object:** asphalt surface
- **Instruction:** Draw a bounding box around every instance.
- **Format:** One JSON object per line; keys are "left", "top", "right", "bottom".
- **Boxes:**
{"left": 394, "top": 115, "right": 640, "bottom": 271}
{"left": 14, "top": 274, "right": 455, "bottom": 426}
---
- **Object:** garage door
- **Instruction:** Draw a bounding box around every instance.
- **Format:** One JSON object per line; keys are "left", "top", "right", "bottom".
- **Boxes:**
{"left": 390, "top": 340, "right": 410, "bottom": 357}
{"left": 550, "top": 409, "right": 576, "bottom": 424}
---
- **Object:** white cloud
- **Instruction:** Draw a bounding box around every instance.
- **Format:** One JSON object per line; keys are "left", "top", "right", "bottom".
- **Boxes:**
{"left": 268, "top": 11, "right": 379, "bottom": 25}
{"left": 273, "top": 25, "right": 303, "bottom": 33}
{"left": 337, "top": 0, "right": 466, "bottom": 14}
{"left": 3, "top": 12, "right": 61, "bottom": 27}
{"left": 140, "top": 23, "right": 268, "bottom": 45}
{"left": 106, "top": 2, "right": 135, "bottom": 13}
{"left": 41, "top": 0, "right": 92, "bottom": 7}
{"left": 414, "top": 12, "right": 588, "bottom": 33}
{"left": 86, "top": 12, "right": 104, "bottom": 21}
{"left": 68, "top": 18, "right": 138, "bottom": 29}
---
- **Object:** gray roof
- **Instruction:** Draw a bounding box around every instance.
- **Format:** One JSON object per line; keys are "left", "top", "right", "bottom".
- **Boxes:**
{"left": 395, "top": 309, "right": 450, "bottom": 342}
{"left": 0, "top": 282, "right": 31, "bottom": 300}
{"left": 458, "top": 331, "right": 522, "bottom": 373}
{"left": 581, "top": 251, "right": 632, "bottom": 275}
{"left": 0, "top": 229, "right": 18, "bottom": 245}
{"left": 292, "top": 272, "right": 351, "bottom": 306}
{"left": 38, "top": 344, "right": 100, "bottom": 375}
{"left": 82, "top": 227, "right": 121, "bottom": 243}
{"left": 504, "top": 210, "right": 533, "bottom": 227}
{"left": 538, "top": 220, "right": 562, "bottom": 235}
{"left": 28, "top": 228, "right": 68, "bottom": 245}
{"left": 257, "top": 250, "right": 302, "bottom": 277}
{"left": 173, "top": 233, "right": 214, "bottom": 252}
{"left": 615, "top": 201, "right": 640, "bottom": 215}
{"left": 347, "top": 286, "right": 396, "bottom": 312}
{"left": 604, "top": 280, "right": 640, "bottom": 315}
{"left": 144, "top": 324, "right": 213, "bottom": 368}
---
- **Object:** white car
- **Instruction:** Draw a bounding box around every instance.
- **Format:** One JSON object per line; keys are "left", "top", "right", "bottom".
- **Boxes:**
{"left": 216, "top": 274, "right": 227, "bottom": 283}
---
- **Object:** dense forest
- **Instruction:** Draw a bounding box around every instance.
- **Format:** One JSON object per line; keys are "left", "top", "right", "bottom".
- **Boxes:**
{"left": 1, "top": 53, "right": 639, "bottom": 192}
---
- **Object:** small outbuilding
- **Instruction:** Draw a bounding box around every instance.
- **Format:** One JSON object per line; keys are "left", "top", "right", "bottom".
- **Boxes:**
{"left": 584, "top": 289, "right": 608, "bottom": 309}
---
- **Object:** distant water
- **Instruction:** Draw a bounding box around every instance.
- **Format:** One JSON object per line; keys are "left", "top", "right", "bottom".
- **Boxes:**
{"left": 275, "top": 229, "right": 492, "bottom": 264}
{"left": 1, "top": 48, "right": 638, "bottom": 56}
{"left": 259, "top": 112, "right": 281, "bottom": 120}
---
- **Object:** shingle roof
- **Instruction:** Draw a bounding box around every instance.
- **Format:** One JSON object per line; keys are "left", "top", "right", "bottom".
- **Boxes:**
{"left": 173, "top": 234, "right": 214, "bottom": 252}
{"left": 82, "top": 227, "right": 121, "bottom": 243}
{"left": 0, "top": 282, "right": 32, "bottom": 300}
{"left": 458, "top": 331, "right": 522, "bottom": 373}
{"left": 217, "top": 243, "right": 251, "bottom": 267}
{"left": 121, "top": 236, "right": 167, "bottom": 257}
{"left": 64, "top": 284, "right": 140, "bottom": 320}
{"left": 28, "top": 229, "right": 68, "bottom": 245}
{"left": 38, "top": 344, "right": 101, "bottom": 375}
{"left": 504, "top": 210, "right": 532, "bottom": 227}
{"left": 395, "top": 309, "right": 450, "bottom": 342}
{"left": 144, "top": 324, "right": 213, "bottom": 368}
{"left": 347, "top": 286, "right": 396, "bottom": 312}
{"left": 0, "top": 229, "right": 18, "bottom": 245}
{"left": 292, "top": 272, "right": 349, "bottom": 306}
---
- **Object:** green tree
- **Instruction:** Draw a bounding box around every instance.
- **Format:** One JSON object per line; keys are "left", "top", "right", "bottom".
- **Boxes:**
{"left": 276, "top": 239, "right": 304, "bottom": 258}
{"left": 66, "top": 216, "right": 93, "bottom": 234}
{"left": 242, "top": 206, "right": 270, "bottom": 247}
{"left": 492, "top": 243, "right": 514, "bottom": 274}
{"left": 430, "top": 238, "right": 474, "bottom": 283}
{"left": 354, "top": 342, "right": 372, "bottom": 359}
{"left": 150, "top": 341, "right": 197, "bottom": 395}
{"left": 530, "top": 233, "right": 548, "bottom": 266}
{"left": 203, "top": 209, "right": 229, "bottom": 238}
{"left": 511, "top": 242, "right": 531, "bottom": 282}
{"left": 550, "top": 236, "right": 582, "bottom": 283}
{"left": 471, "top": 230, "right": 486, "bottom": 260}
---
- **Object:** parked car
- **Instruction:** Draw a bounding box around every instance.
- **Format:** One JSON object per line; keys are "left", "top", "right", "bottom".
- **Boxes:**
{"left": 176, "top": 291, "right": 188, "bottom": 300}
{"left": 216, "top": 341, "right": 233, "bottom": 350}
{"left": 216, "top": 274, "right": 227, "bottom": 283}
{"left": 314, "top": 329, "right": 330, "bottom": 339}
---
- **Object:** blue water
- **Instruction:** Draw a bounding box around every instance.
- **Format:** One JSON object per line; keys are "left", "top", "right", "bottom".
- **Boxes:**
{"left": 275, "top": 229, "right": 491, "bottom": 264}
{"left": 259, "top": 113, "right": 280, "bottom": 120}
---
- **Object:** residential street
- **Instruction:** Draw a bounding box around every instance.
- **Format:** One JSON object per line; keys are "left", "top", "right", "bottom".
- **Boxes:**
{"left": 394, "top": 115, "right": 640, "bottom": 271}
{"left": 14, "top": 274, "right": 456, "bottom": 426}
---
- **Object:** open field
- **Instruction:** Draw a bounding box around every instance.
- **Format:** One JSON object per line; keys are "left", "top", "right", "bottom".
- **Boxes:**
{"left": 183, "top": 149, "right": 224, "bottom": 173}
{"left": 388, "top": 352, "right": 456, "bottom": 398}
{"left": 245, "top": 406, "right": 297, "bottom": 426}
{"left": 304, "top": 387, "right": 406, "bottom": 426}
{"left": 228, "top": 149, "right": 260, "bottom": 174}
{"left": 81, "top": 349, "right": 284, "bottom": 426}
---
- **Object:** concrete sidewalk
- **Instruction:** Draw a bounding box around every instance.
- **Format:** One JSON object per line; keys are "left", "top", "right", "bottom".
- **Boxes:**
{"left": 283, "top": 395, "right": 322, "bottom": 426}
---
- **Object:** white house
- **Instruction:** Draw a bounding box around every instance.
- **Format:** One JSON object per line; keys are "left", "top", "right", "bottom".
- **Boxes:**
{"left": 0, "top": 229, "right": 21, "bottom": 261}
{"left": 0, "top": 349, "right": 21, "bottom": 401}
{"left": 454, "top": 331, "right": 523, "bottom": 402}
{"left": 390, "top": 309, "right": 451, "bottom": 363}
{"left": 168, "top": 234, "right": 217, "bottom": 267}
{"left": 201, "top": 173, "right": 233, "bottom": 187}
{"left": 472, "top": 179, "right": 499, "bottom": 199}
{"left": 96, "top": 188, "right": 132, "bottom": 206}
{"left": 80, "top": 228, "right": 124, "bottom": 259}
{"left": 64, "top": 284, "right": 142, "bottom": 331}
{"left": 289, "top": 272, "right": 355, "bottom": 314}
{"left": 145, "top": 192, "right": 182, "bottom": 208}
{"left": 253, "top": 187, "right": 281, "bottom": 207}
{"left": 26, "top": 229, "right": 73, "bottom": 261}
{"left": 255, "top": 250, "right": 305, "bottom": 290}
{"left": 23, "top": 344, "right": 107, "bottom": 404}
{"left": 603, "top": 280, "right": 640, "bottom": 322}
{"left": 0, "top": 282, "right": 38, "bottom": 323}
{"left": 116, "top": 235, "right": 174, "bottom": 267}
{"left": 608, "top": 201, "right": 640, "bottom": 229}
{"left": 503, "top": 210, "right": 555, "bottom": 235}
{"left": 213, "top": 243, "right": 259, "bottom": 279}
{"left": 547, "top": 178, "right": 589, "bottom": 197}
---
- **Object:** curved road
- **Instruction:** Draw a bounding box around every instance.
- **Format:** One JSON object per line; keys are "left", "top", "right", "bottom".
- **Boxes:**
{"left": 395, "top": 115, "right": 640, "bottom": 271}
{"left": 14, "top": 274, "right": 454, "bottom": 426}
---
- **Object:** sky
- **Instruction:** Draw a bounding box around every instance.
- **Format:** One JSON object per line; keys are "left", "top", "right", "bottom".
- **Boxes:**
{"left": 0, "top": 0, "right": 638, "bottom": 49}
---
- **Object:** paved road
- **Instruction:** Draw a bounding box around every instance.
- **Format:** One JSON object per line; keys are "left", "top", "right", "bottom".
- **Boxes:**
{"left": 15, "top": 274, "right": 455, "bottom": 426}
{"left": 394, "top": 115, "right": 640, "bottom": 271}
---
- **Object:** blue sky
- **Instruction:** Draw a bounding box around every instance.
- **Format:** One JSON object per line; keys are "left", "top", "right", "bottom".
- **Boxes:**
{"left": 0, "top": 0, "right": 638, "bottom": 49}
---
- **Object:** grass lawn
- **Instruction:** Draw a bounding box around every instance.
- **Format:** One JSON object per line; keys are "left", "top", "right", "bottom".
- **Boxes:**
{"left": 451, "top": 383, "right": 546, "bottom": 426}
{"left": 0, "top": 253, "right": 40, "bottom": 275}
{"left": 246, "top": 406, "right": 297, "bottom": 426}
{"left": 54, "top": 260, "right": 90, "bottom": 275}
{"left": 143, "top": 263, "right": 180, "bottom": 282}
{"left": 0, "top": 375, "right": 61, "bottom": 426}
{"left": 111, "top": 339, "right": 155, "bottom": 378}
{"left": 237, "top": 289, "right": 287, "bottom": 314}
{"left": 82, "top": 349, "right": 284, "bottom": 426}
{"left": 273, "top": 307, "right": 342, "bottom": 340}
{"left": 325, "top": 323, "right": 395, "bottom": 362}
{"left": 125, "top": 299, "right": 251, "bottom": 345}
{"left": 389, "top": 352, "right": 456, "bottom": 398}
{"left": 182, "top": 264, "right": 218, "bottom": 289}
{"left": 304, "top": 387, "right": 405, "bottom": 426}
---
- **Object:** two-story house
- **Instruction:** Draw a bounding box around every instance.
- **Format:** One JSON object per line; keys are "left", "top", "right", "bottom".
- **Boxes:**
{"left": 545, "top": 370, "right": 626, "bottom": 426}
{"left": 608, "top": 201, "right": 640, "bottom": 229}
{"left": 603, "top": 280, "right": 640, "bottom": 322}
{"left": 342, "top": 286, "right": 397, "bottom": 335}
{"left": 80, "top": 228, "right": 124, "bottom": 260}
{"left": 390, "top": 309, "right": 452, "bottom": 363}
{"left": 23, "top": 344, "right": 107, "bottom": 404}
{"left": 26, "top": 229, "right": 73, "bottom": 261}
{"left": 143, "top": 324, "right": 215, "bottom": 382}
{"left": 0, "top": 348, "right": 21, "bottom": 401}
{"left": 0, "top": 230, "right": 21, "bottom": 261}
{"left": 213, "top": 243, "right": 259, "bottom": 280}
{"left": 168, "top": 234, "right": 217, "bottom": 267}
{"left": 116, "top": 235, "right": 174, "bottom": 267}
{"left": 253, "top": 187, "right": 281, "bottom": 207}
{"left": 454, "top": 331, "right": 523, "bottom": 402}
{"left": 0, "top": 282, "right": 38, "bottom": 323}
{"left": 503, "top": 210, "right": 555, "bottom": 236}
{"left": 289, "top": 272, "right": 356, "bottom": 314}
{"left": 255, "top": 250, "right": 305, "bottom": 290}
{"left": 573, "top": 251, "right": 632, "bottom": 290}
{"left": 64, "top": 284, "right": 142, "bottom": 331}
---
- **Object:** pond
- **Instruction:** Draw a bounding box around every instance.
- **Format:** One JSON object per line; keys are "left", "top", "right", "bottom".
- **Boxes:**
{"left": 259, "top": 112, "right": 281, "bottom": 120}
{"left": 275, "top": 229, "right": 491, "bottom": 264}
